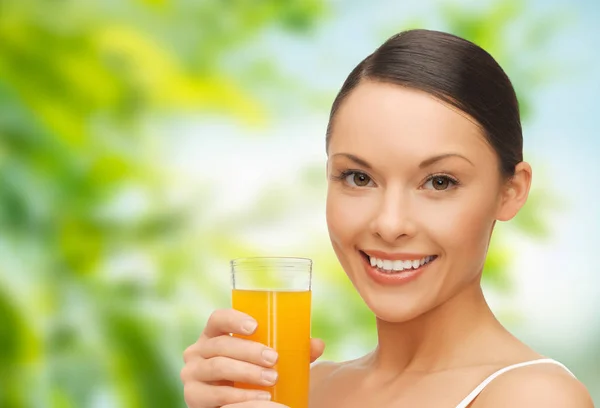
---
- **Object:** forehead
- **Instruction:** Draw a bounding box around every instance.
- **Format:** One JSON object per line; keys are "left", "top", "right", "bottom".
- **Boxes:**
{"left": 329, "top": 80, "right": 493, "bottom": 161}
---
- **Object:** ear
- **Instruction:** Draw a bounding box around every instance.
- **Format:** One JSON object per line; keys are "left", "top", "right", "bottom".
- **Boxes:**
{"left": 495, "top": 161, "right": 532, "bottom": 222}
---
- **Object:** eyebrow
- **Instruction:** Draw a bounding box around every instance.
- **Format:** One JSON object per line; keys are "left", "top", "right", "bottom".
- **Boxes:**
{"left": 331, "top": 152, "right": 474, "bottom": 169}
{"left": 331, "top": 153, "right": 373, "bottom": 169}
{"left": 419, "top": 153, "right": 474, "bottom": 168}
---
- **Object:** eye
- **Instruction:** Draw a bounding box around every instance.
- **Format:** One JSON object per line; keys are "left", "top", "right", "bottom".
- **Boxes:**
{"left": 344, "top": 171, "right": 374, "bottom": 187}
{"left": 423, "top": 175, "right": 458, "bottom": 191}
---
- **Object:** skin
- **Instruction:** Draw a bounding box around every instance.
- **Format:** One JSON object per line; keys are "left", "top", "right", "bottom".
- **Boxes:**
{"left": 309, "top": 80, "right": 592, "bottom": 407}
{"left": 180, "top": 80, "right": 593, "bottom": 408}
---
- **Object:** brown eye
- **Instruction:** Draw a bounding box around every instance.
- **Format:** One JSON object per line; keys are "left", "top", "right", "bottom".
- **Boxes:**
{"left": 353, "top": 173, "right": 371, "bottom": 186}
{"left": 432, "top": 177, "right": 449, "bottom": 190}
{"left": 343, "top": 171, "right": 372, "bottom": 187}
{"left": 432, "top": 176, "right": 449, "bottom": 190}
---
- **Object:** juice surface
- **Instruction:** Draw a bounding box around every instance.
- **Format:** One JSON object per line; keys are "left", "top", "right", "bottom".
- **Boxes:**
{"left": 232, "top": 289, "right": 311, "bottom": 408}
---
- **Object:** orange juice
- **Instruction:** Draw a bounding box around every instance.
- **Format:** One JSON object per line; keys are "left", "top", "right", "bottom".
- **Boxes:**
{"left": 232, "top": 289, "right": 312, "bottom": 408}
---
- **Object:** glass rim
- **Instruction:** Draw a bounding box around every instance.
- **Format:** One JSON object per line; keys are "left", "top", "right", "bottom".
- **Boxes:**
{"left": 230, "top": 256, "right": 312, "bottom": 267}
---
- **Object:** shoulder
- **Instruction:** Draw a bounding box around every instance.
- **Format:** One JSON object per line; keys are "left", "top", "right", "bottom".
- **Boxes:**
{"left": 310, "top": 356, "right": 367, "bottom": 390}
{"left": 310, "top": 360, "right": 342, "bottom": 385}
{"left": 473, "top": 362, "right": 594, "bottom": 408}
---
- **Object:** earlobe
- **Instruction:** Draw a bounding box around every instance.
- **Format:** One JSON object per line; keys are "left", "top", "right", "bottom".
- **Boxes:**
{"left": 496, "top": 162, "right": 533, "bottom": 222}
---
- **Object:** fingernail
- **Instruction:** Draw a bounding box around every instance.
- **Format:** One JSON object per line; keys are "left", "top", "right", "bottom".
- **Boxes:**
{"left": 256, "top": 392, "right": 272, "bottom": 401}
{"left": 262, "top": 349, "right": 278, "bottom": 365}
{"left": 241, "top": 320, "right": 257, "bottom": 334}
{"left": 261, "top": 369, "right": 278, "bottom": 385}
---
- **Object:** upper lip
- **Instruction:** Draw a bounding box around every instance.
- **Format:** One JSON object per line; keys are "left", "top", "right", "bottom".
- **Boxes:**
{"left": 361, "top": 250, "right": 435, "bottom": 260}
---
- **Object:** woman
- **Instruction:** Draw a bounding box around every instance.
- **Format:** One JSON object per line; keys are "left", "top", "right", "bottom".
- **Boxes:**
{"left": 180, "top": 29, "right": 594, "bottom": 407}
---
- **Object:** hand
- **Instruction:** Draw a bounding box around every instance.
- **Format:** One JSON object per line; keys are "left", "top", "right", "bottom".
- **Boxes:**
{"left": 180, "top": 308, "right": 325, "bottom": 408}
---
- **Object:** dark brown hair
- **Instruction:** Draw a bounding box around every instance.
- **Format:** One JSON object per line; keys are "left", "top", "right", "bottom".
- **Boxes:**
{"left": 326, "top": 29, "right": 522, "bottom": 178}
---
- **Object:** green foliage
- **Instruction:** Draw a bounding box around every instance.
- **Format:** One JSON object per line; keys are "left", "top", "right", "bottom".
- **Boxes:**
{"left": 0, "top": 287, "right": 36, "bottom": 407}
{"left": 0, "top": 0, "right": 326, "bottom": 406}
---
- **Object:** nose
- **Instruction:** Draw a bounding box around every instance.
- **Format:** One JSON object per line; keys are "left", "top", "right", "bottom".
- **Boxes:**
{"left": 369, "top": 188, "right": 417, "bottom": 243}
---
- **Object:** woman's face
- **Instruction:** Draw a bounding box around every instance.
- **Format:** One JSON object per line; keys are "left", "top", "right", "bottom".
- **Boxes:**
{"left": 326, "top": 81, "right": 508, "bottom": 322}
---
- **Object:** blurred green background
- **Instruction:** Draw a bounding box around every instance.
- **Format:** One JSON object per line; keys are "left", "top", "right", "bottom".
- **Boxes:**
{"left": 1, "top": 0, "right": 598, "bottom": 406}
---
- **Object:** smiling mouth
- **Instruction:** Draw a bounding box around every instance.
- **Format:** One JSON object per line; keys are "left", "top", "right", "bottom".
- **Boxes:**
{"left": 359, "top": 250, "right": 438, "bottom": 274}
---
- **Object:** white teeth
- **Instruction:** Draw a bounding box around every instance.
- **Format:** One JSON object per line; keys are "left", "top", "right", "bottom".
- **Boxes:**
{"left": 367, "top": 254, "right": 435, "bottom": 272}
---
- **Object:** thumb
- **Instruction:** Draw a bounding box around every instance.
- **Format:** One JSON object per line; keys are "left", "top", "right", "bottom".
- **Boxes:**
{"left": 309, "top": 338, "right": 325, "bottom": 363}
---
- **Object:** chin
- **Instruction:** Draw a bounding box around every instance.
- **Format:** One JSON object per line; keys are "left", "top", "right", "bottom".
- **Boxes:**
{"left": 359, "top": 289, "right": 433, "bottom": 323}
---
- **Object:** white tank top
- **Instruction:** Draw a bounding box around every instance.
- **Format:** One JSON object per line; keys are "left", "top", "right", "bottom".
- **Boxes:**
{"left": 454, "top": 358, "right": 576, "bottom": 408}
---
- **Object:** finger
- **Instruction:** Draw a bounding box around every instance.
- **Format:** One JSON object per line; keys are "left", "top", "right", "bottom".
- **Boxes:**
{"left": 189, "top": 356, "right": 279, "bottom": 386}
{"left": 201, "top": 335, "right": 279, "bottom": 367}
{"left": 310, "top": 338, "right": 325, "bottom": 363}
{"left": 183, "top": 382, "right": 272, "bottom": 408}
{"left": 203, "top": 309, "right": 258, "bottom": 338}
{"left": 223, "top": 398, "right": 289, "bottom": 408}
{"left": 183, "top": 342, "right": 202, "bottom": 364}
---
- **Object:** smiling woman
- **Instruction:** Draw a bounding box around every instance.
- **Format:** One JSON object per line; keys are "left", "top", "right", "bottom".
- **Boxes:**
{"left": 180, "top": 29, "right": 594, "bottom": 408}
{"left": 317, "top": 29, "right": 592, "bottom": 408}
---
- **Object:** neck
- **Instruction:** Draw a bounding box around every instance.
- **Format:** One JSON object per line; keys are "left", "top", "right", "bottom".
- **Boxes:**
{"left": 369, "top": 279, "right": 504, "bottom": 375}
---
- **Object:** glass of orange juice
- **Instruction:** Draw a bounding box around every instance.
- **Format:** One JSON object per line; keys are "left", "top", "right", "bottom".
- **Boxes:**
{"left": 231, "top": 257, "right": 312, "bottom": 408}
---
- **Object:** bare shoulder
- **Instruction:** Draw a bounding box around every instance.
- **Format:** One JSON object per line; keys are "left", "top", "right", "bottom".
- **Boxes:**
{"left": 310, "top": 354, "right": 370, "bottom": 389}
{"left": 311, "top": 360, "right": 340, "bottom": 377}
{"left": 473, "top": 362, "right": 594, "bottom": 407}
{"left": 309, "top": 360, "right": 341, "bottom": 396}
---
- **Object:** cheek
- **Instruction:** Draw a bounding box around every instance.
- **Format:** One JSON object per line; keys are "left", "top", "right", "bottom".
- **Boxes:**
{"left": 424, "top": 191, "right": 496, "bottom": 262}
{"left": 325, "top": 187, "right": 373, "bottom": 246}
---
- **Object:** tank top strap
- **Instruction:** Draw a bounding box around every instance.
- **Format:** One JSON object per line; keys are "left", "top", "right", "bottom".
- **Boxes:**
{"left": 454, "top": 358, "right": 576, "bottom": 408}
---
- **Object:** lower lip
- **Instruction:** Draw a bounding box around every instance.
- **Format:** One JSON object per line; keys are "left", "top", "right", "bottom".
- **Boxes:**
{"left": 361, "top": 253, "right": 436, "bottom": 285}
